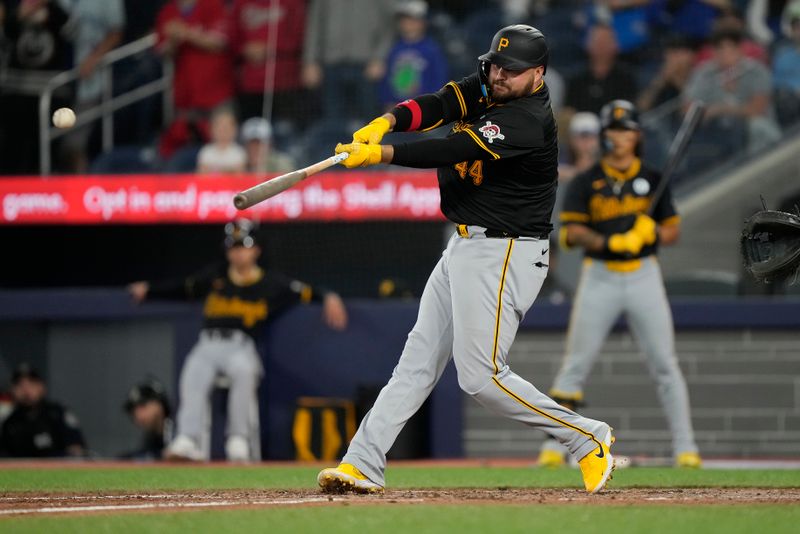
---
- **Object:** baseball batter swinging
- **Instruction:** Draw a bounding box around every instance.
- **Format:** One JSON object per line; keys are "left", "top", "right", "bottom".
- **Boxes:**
{"left": 538, "top": 100, "right": 701, "bottom": 469}
{"left": 318, "top": 25, "right": 616, "bottom": 495}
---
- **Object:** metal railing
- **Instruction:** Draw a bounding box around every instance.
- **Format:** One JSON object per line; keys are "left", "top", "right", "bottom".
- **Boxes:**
{"left": 37, "top": 33, "right": 173, "bottom": 175}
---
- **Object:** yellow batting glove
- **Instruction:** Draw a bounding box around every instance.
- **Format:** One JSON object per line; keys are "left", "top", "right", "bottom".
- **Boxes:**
{"left": 352, "top": 117, "right": 391, "bottom": 144}
{"left": 632, "top": 214, "right": 657, "bottom": 246}
{"left": 335, "top": 142, "right": 382, "bottom": 168}
{"left": 607, "top": 231, "right": 644, "bottom": 256}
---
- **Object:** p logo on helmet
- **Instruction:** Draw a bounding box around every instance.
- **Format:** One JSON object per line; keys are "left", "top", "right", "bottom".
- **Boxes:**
{"left": 614, "top": 107, "right": 626, "bottom": 120}
{"left": 478, "top": 24, "right": 549, "bottom": 77}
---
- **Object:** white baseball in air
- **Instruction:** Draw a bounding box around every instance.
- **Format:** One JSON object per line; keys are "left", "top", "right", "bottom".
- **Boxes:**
{"left": 52, "top": 107, "right": 76, "bottom": 129}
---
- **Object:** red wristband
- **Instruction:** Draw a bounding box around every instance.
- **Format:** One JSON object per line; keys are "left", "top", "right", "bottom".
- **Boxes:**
{"left": 398, "top": 99, "right": 422, "bottom": 131}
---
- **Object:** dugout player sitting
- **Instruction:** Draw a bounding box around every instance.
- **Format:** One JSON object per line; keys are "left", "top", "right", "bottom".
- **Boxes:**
{"left": 121, "top": 379, "right": 174, "bottom": 461}
{"left": 128, "top": 220, "right": 348, "bottom": 461}
{"left": 0, "top": 363, "right": 86, "bottom": 458}
{"left": 538, "top": 100, "right": 701, "bottom": 469}
{"left": 318, "top": 25, "right": 616, "bottom": 495}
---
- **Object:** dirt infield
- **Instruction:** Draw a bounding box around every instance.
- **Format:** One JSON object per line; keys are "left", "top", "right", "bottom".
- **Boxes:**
{"left": 1, "top": 488, "right": 798, "bottom": 517}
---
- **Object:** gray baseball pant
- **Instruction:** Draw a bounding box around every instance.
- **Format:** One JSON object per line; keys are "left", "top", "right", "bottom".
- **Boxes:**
{"left": 343, "top": 228, "right": 611, "bottom": 486}
{"left": 176, "top": 330, "right": 262, "bottom": 443}
{"left": 552, "top": 257, "right": 698, "bottom": 456}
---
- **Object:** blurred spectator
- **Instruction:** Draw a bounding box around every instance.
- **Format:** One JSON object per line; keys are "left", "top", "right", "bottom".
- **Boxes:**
{"left": 196, "top": 107, "right": 247, "bottom": 173}
{"left": 638, "top": 35, "right": 696, "bottom": 112}
{"left": 302, "top": 0, "right": 394, "bottom": 125}
{"left": 695, "top": 10, "right": 769, "bottom": 64}
{"left": 156, "top": 0, "right": 233, "bottom": 112}
{"left": 60, "top": 0, "right": 125, "bottom": 173}
{"left": 650, "top": 0, "right": 732, "bottom": 44}
{"left": 558, "top": 112, "right": 601, "bottom": 183}
{"left": 158, "top": 111, "right": 209, "bottom": 161}
{"left": 583, "top": 0, "right": 653, "bottom": 61}
{"left": 240, "top": 117, "right": 295, "bottom": 173}
{"left": 564, "top": 23, "right": 638, "bottom": 115}
{"left": 121, "top": 378, "right": 173, "bottom": 461}
{"left": 230, "top": 0, "right": 308, "bottom": 129}
{"left": 782, "top": 0, "right": 800, "bottom": 37}
{"left": 0, "top": 363, "right": 86, "bottom": 458}
{"left": 746, "top": 0, "right": 789, "bottom": 47}
{"left": 379, "top": 0, "right": 448, "bottom": 110}
{"left": 683, "top": 25, "right": 781, "bottom": 153}
{"left": 156, "top": 0, "right": 234, "bottom": 159}
{"left": 128, "top": 220, "right": 348, "bottom": 461}
{"left": 0, "top": 0, "right": 71, "bottom": 174}
{"left": 773, "top": 2, "right": 800, "bottom": 125}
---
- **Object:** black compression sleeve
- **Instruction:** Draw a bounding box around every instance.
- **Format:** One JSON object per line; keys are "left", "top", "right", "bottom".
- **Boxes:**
{"left": 390, "top": 93, "right": 445, "bottom": 131}
{"left": 392, "top": 133, "right": 487, "bottom": 168}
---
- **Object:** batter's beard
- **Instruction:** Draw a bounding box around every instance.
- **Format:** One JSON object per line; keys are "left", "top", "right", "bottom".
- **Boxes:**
{"left": 489, "top": 77, "right": 538, "bottom": 103}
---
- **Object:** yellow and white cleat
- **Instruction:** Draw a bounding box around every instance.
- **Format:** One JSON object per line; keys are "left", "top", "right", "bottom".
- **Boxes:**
{"left": 317, "top": 463, "right": 384, "bottom": 494}
{"left": 675, "top": 451, "right": 702, "bottom": 468}
{"left": 578, "top": 428, "right": 615, "bottom": 494}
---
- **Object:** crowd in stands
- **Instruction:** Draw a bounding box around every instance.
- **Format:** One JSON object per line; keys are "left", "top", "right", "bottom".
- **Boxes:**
{"left": 1, "top": 0, "right": 800, "bottom": 178}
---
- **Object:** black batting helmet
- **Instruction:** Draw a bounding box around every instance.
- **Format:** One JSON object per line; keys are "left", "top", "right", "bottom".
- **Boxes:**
{"left": 600, "top": 100, "right": 641, "bottom": 131}
{"left": 224, "top": 219, "right": 259, "bottom": 249}
{"left": 124, "top": 378, "right": 171, "bottom": 417}
{"left": 479, "top": 24, "right": 548, "bottom": 72}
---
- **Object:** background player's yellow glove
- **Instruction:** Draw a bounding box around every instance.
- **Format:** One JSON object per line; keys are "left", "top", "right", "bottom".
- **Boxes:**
{"left": 632, "top": 214, "right": 657, "bottom": 245}
{"left": 607, "top": 231, "right": 644, "bottom": 255}
{"left": 352, "top": 117, "right": 391, "bottom": 144}
{"left": 335, "top": 142, "right": 382, "bottom": 168}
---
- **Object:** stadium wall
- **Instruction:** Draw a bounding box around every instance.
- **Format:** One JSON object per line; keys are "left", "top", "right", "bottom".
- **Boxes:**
{"left": 0, "top": 290, "right": 798, "bottom": 459}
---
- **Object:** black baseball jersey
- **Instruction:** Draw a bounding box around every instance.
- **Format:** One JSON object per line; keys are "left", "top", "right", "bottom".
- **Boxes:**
{"left": 0, "top": 401, "right": 86, "bottom": 458}
{"left": 438, "top": 73, "right": 559, "bottom": 237}
{"left": 560, "top": 158, "right": 680, "bottom": 261}
{"left": 148, "top": 264, "right": 319, "bottom": 339}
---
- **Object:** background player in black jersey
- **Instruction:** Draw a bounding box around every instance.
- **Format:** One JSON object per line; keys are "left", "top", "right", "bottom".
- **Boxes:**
{"left": 317, "top": 25, "right": 616, "bottom": 496}
{"left": 121, "top": 378, "right": 174, "bottom": 461}
{"left": 0, "top": 363, "right": 86, "bottom": 458}
{"left": 128, "top": 219, "right": 347, "bottom": 461}
{"left": 538, "top": 100, "right": 701, "bottom": 469}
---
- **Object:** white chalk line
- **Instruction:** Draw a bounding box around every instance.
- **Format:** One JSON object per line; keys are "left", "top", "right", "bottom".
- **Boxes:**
{"left": 0, "top": 496, "right": 427, "bottom": 516}
{"left": 0, "top": 494, "right": 182, "bottom": 502}
{"left": 0, "top": 497, "right": 337, "bottom": 515}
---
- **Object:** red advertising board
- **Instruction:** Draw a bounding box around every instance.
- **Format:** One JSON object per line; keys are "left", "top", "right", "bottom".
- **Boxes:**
{"left": 0, "top": 171, "right": 444, "bottom": 224}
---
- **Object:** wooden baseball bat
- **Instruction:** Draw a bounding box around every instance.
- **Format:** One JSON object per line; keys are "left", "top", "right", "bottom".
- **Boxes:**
{"left": 233, "top": 152, "right": 349, "bottom": 210}
{"left": 646, "top": 100, "right": 705, "bottom": 216}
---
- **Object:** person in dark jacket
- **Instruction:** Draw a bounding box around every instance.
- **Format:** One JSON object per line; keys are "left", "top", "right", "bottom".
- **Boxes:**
{"left": 0, "top": 363, "right": 86, "bottom": 458}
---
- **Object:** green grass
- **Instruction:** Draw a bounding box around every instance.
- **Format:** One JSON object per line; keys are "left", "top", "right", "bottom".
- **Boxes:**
{"left": 3, "top": 505, "right": 799, "bottom": 534}
{"left": 1, "top": 466, "right": 798, "bottom": 533}
{"left": 1, "top": 465, "right": 799, "bottom": 493}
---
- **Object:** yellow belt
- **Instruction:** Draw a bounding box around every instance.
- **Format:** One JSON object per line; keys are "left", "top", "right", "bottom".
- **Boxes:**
{"left": 584, "top": 257, "right": 643, "bottom": 273}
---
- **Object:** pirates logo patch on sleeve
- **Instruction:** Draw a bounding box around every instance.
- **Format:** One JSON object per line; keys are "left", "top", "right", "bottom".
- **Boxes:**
{"left": 479, "top": 121, "right": 505, "bottom": 144}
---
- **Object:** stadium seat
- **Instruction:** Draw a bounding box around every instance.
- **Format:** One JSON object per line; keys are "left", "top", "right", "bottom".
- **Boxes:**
{"left": 89, "top": 146, "right": 158, "bottom": 174}
{"left": 162, "top": 145, "right": 202, "bottom": 174}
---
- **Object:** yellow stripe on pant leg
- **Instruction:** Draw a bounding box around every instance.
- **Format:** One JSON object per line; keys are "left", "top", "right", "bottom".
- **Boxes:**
{"left": 491, "top": 376, "right": 602, "bottom": 451}
{"left": 491, "top": 240, "right": 515, "bottom": 374}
